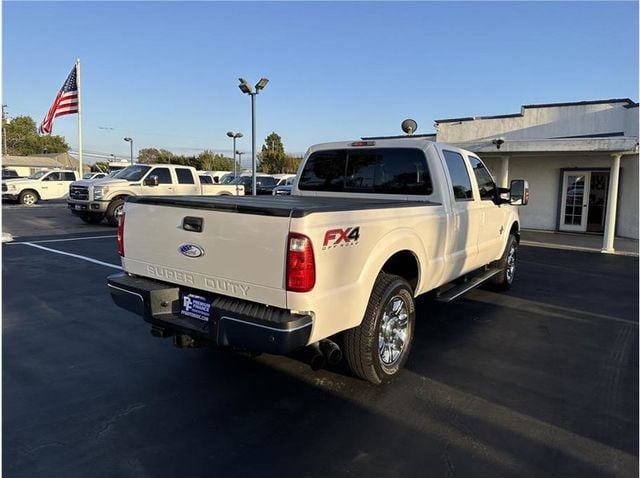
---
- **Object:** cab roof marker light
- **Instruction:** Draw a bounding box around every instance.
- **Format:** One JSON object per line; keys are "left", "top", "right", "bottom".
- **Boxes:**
{"left": 351, "top": 141, "right": 376, "bottom": 147}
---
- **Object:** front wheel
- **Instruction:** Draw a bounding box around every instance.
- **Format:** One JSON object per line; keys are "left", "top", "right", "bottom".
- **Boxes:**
{"left": 19, "top": 190, "right": 39, "bottom": 206}
{"left": 343, "top": 273, "right": 415, "bottom": 384}
{"left": 105, "top": 199, "right": 125, "bottom": 227}
{"left": 491, "top": 234, "right": 518, "bottom": 290}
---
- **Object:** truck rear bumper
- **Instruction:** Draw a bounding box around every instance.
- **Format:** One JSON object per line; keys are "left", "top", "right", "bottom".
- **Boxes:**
{"left": 107, "top": 273, "right": 312, "bottom": 354}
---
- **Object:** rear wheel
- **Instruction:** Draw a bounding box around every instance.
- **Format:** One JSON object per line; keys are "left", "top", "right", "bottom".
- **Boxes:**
{"left": 19, "top": 190, "right": 38, "bottom": 206}
{"left": 105, "top": 199, "right": 125, "bottom": 227}
{"left": 343, "top": 273, "right": 415, "bottom": 384}
{"left": 491, "top": 234, "right": 518, "bottom": 290}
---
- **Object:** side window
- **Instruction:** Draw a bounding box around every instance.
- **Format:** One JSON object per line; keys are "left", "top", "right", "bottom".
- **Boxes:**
{"left": 148, "top": 168, "right": 172, "bottom": 184}
{"left": 199, "top": 175, "right": 213, "bottom": 184}
{"left": 443, "top": 150, "right": 473, "bottom": 200}
{"left": 176, "top": 168, "right": 195, "bottom": 184}
{"left": 260, "top": 177, "right": 277, "bottom": 187}
{"left": 44, "top": 172, "right": 61, "bottom": 181}
{"left": 468, "top": 156, "right": 496, "bottom": 200}
{"left": 63, "top": 172, "right": 76, "bottom": 181}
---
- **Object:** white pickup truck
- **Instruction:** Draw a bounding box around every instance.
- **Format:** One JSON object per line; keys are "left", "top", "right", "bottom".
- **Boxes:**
{"left": 68, "top": 164, "right": 244, "bottom": 226}
{"left": 108, "top": 138, "right": 528, "bottom": 383}
{"left": 2, "top": 169, "right": 79, "bottom": 205}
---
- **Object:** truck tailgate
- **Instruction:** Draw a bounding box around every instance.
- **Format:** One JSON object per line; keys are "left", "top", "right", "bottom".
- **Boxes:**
{"left": 121, "top": 199, "right": 290, "bottom": 308}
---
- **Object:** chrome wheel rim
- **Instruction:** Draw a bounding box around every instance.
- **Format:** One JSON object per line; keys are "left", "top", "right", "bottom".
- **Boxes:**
{"left": 378, "top": 295, "right": 409, "bottom": 367}
{"left": 114, "top": 204, "right": 124, "bottom": 218}
{"left": 22, "top": 194, "right": 36, "bottom": 205}
{"left": 506, "top": 244, "right": 517, "bottom": 283}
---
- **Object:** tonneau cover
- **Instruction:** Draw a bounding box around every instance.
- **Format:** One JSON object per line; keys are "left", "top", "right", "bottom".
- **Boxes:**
{"left": 127, "top": 195, "right": 438, "bottom": 218}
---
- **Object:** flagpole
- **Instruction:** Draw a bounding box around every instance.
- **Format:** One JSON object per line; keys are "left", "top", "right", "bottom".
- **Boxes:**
{"left": 76, "top": 58, "right": 83, "bottom": 178}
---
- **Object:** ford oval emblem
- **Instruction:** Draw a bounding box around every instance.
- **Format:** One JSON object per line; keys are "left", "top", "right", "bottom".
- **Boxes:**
{"left": 179, "top": 243, "right": 205, "bottom": 258}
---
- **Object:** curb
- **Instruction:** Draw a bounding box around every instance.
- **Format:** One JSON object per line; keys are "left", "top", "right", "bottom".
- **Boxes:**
{"left": 520, "top": 240, "right": 639, "bottom": 257}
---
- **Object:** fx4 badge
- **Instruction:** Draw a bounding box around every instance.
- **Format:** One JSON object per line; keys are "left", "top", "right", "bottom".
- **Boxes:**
{"left": 323, "top": 227, "right": 360, "bottom": 250}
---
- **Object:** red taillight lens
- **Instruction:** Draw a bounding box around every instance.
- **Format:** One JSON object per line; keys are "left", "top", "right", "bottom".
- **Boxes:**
{"left": 117, "top": 212, "right": 125, "bottom": 257}
{"left": 286, "top": 233, "right": 315, "bottom": 292}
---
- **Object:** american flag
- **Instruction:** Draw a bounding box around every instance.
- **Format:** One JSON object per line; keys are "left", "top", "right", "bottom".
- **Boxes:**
{"left": 39, "top": 65, "right": 79, "bottom": 134}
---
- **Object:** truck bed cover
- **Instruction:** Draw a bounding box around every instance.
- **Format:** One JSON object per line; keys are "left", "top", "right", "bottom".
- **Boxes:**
{"left": 127, "top": 195, "right": 440, "bottom": 218}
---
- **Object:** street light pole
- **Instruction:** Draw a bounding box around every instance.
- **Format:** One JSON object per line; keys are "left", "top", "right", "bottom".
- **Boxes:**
{"left": 124, "top": 137, "right": 133, "bottom": 166}
{"left": 238, "top": 77, "right": 269, "bottom": 195}
{"left": 226, "top": 131, "right": 243, "bottom": 196}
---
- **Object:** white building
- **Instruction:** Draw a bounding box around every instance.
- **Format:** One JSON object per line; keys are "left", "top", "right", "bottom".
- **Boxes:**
{"left": 434, "top": 99, "right": 639, "bottom": 250}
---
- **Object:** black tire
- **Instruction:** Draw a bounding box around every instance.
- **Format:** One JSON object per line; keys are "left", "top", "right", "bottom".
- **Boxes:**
{"left": 491, "top": 234, "right": 518, "bottom": 290}
{"left": 343, "top": 273, "right": 415, "bottom": 384}
{"left": 80, "top": 215, "right": 104, "bottom": 224}
{"left": 105, "top": 199, "right": 125, "bottom": 227}
{"left": 19, "top": 190, "right": 39, "bottom": 206}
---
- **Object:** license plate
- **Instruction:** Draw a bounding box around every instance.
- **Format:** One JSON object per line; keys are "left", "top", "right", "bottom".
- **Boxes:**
{"left": 181, "top": 293, "right": 212, "bottom": 321}
{"left": 75, "top": 205, "right": 82, "bottom": 210}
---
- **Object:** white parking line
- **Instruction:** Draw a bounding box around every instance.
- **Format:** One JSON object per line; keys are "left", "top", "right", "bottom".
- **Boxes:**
{"left": 20, "top": 242, "right": 123, "bottom": 270}
{"left": 4, "top": 235, "right": 116, "bottom": 245}
{"left": 22, "top": 235, "right": 117, "bottom": 244}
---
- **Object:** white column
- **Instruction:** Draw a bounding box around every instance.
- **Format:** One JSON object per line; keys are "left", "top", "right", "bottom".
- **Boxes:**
{"left": 601, "top": 153, "right": 622, "bottom": 253}
{"left": 499, "top": 155, "right": 510, "bottom": 188}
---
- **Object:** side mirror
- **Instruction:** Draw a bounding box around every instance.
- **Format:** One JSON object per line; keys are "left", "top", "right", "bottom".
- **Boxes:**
{"left": 145, "top": 175, "right": 160, "bottom": 187}
{"left": 509, "top": 179, "right": 529, "bottom": 205}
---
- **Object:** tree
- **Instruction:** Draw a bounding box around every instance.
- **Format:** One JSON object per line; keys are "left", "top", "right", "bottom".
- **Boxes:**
{"left": 197, "top": 150, "right": 235, "bottom": 171}
{"left": 137, "top": 148, "right": 176, "bottom": 164}
{"left": 4, "top": 115, "right": 69, "bottom": 156}
{"left": 258, "top": 132, "right": 288, "bottom": 174}
{"left": 92, "top": 161, "right": 110, "bottom": 173}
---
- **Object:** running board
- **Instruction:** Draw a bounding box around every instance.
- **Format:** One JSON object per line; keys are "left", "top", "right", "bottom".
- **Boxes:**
{"left": 435, "top": 268, "right": 501, "bottom": 303}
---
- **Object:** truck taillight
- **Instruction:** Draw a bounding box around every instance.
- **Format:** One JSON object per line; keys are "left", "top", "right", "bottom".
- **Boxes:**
{"left": 286, "top": 233, "right": 315, "bottom": 293}
{"left": 117, "top": 213, "right": 125, "bottom": 257}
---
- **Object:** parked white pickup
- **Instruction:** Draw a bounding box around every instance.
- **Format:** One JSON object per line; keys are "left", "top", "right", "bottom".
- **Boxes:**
{"left": 67, "top": 163, "right": 244, "bottom": 226}
{"left": 2, "top": 169, "right": 79, "bottom": 205}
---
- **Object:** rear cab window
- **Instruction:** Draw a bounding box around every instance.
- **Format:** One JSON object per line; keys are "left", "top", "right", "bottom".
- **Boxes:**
{"left": 298, "top": 148, "right": 433, "bottom": 195}
{"left": 176, "top": 168, "right": 195, "bottom": 184}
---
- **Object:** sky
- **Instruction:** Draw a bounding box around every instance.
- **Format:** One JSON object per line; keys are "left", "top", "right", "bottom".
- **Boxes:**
{"left": 2, "top": 1, "right": 638, "bottom": 166}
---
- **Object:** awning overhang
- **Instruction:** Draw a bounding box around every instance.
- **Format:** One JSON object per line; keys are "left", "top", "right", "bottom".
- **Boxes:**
{"left": 450, "top": 137, "right": 638, "bottom": 155}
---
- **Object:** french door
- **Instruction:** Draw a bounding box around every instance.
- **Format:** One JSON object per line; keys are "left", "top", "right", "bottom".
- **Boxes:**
{"left": 560, "top": 171, "right": 591, "bottom": 232}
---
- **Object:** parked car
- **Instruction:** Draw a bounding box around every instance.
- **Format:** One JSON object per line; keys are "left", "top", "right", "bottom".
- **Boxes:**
{"left": 231, "top": 174, "right": 277, "bottom": 195}
{"left": 272, "top": 185, "right": 292, "bottom": 196}
{"left": 83, "top": 172, "right": 108, "bottom": 180}
{"left": 2, "top": 169, "right": 79, "bottom": 205}
{"left": 107, "top": 136, "right": 529, "bottom": 384}
{"left": 201, "top": 171, "right": 231, "bottom": 184}
{"left": 272, "top": 174, "right": 296, "bottom": 186}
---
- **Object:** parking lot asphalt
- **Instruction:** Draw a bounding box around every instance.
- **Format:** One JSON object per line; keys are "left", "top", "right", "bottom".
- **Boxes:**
{"left": 2, "top": 203, "right": 639, "bottom": 477}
